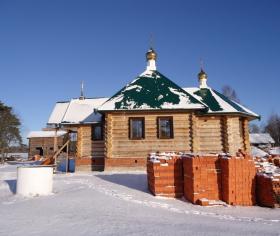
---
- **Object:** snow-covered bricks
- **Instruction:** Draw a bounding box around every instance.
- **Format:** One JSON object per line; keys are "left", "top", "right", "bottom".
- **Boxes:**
{"left": 147, "top": 152, "right": 264, "bottom": 207}
{"left": 147, "top": 153, "right": 184, "bottom": 198}
{"left": 183, "top": 154, "right": 222, "bottom": 204}
{"left": 220, "top": 156, "right": 256, "bottom": 206}
{"left": 256, "top": 174, "right": 280, "bottom": 208}
{"left": 255, "top": 157, "right": 280, "bottom": 207}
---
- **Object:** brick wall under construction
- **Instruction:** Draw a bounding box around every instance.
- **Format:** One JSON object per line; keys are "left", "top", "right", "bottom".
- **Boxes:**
{"left": 147, "top": 153, "right": 264, "bottom": 207}
{"left": 183, "top": 155, "right": 222, "bottom": 204}
{"left": 220, "top": 157, "right": 256, "bottom": 206}
{"left": 147, "top": 155, "right": 183, "bottom": 198}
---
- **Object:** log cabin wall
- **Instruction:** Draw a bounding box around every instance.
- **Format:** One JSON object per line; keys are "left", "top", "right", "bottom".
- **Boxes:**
{"left": 194, "top": 115, "right": 250, "bottom": 155}
{"left": 73, "top": 113, "right": 251, "bottom": 170}
{"left": 222, "top": 116, "right": 249, "bottom": 155}
{"left": 104, "top": 111, "right": 192, "bottom": 169}
{"left": 104, "top": 112, "right": 251, "bottom": 169}
{"left": 76, "top": 125, "right": 105, "bottom": 170}
{"left": 196, "top": 116, "right": 224, "bottom": 153}
{"left": 28, "top": 136, "right": 64, "bottom": 158}
{"left": 77, "top": 125, "right": 92, "bottom": 158}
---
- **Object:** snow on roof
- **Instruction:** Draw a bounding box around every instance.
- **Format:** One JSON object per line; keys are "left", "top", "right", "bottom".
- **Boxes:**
{"left": 250, "top": 133, "right": 275, "bottom": 144}
{"left": 251, "top": 146, "right": 269, "bottom": 158}
{"left": 27, "top": 131, "right": 67, "bottom": 138}
{"left": 184, "top": 87, "right": 259, "bottom": 119}
{"left": 269, "top": 147, "right": 280, "bottom": 155}
{"left": 48, "top": 102, "right": 70, "bottom": 124}
{"left": 48, "top": 97, "right": 108, "bottom": 125}
{"left": 99, "top": 70, "right": 205, "bottom": 111}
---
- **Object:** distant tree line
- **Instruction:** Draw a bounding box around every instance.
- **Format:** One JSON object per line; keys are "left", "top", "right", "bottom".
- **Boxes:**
{"left": 222, "top": 85, "right": 280, "bottom": 146}
{"left": 252, "top": 113, "right": 280, "bottom": 146}
{"left": 0, "top": 101, "right": 22, "bottom": 163}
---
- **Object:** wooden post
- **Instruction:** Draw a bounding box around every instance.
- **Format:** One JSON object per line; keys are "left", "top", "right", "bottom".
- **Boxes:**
{"left": 222, "top": 116, "right": 229, "bottom": 153}
{"left": 105, "top": 113, "right": 113, "bottom": 158}
{"left": 190, "top": 112, "right": 199, "bottom": 153}
{"left": 54, "top": 127, "right": 58, "bottom": 166}
{"left": 66, "top": 142, "right": 69, "bottom": 173}
{"left": 243, "top": 118, "right": 251, "bottom": 154}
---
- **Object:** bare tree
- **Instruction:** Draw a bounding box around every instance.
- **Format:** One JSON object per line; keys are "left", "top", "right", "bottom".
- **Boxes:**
{"left": 222, "top": 85, "right": 240, "bottom": 103}
{"left": 0, "top": 101, "right": 22, "bottom": 164}
{"left": 264, "top": 113, "right": 280, "bottom": 146}
{"left": 249, "top": 123, "right": 261, "bottom": 133}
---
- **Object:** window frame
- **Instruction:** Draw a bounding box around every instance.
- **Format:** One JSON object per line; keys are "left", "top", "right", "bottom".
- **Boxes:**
{"left": 91, "top": 123, "right": 103, "bottom": 141}
{"left": 129, "top": 117, "right": 145, "bottom": 140}
{"left": 157, "top": 116, "right": 174, "bottom": 139}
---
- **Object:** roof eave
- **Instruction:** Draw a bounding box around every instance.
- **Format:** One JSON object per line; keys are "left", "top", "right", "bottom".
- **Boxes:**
{"left": 97, "top": 107, "right": 206, "bottom": 113}
{"left": 197, "top": 111, "right": 260, "bottom": 120}
{"left": 47, "top": 121, "right": 102, "bottom": 126}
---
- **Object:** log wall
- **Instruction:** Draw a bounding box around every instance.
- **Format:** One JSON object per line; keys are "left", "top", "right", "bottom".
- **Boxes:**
{"left": 105, "top": 112, "right": 192, "bottom": 160}
{"left": 104, "top": 112, "right": 251, "bottom": 166}
{"left": 28, "top": 136, "right": 65, "bottom": 158}
{"left": 76, "top": 125, "right": 105, "bottom": 170}
{"left": 77, "top": 126, "right": 92, "bottom": 158}
{"left": 196, "top": 116, "right": 224, "bottom": 153}
{"left": 223, "top": 116, "right": 246, "bottom": 155}
{"left": 73, "top": 113, "right": 251, "bottom": 170}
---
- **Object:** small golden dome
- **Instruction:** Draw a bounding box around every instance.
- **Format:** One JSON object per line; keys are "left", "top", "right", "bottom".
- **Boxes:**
{"left": 198, "top": 69, "right": 207, "bottom": 80}
{"left": 146, "top": 48, "right": 157, "bottom": 61}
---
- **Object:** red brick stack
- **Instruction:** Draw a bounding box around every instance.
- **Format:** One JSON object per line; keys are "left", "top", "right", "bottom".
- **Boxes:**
{"left": 273, "top": 157, "right": 280, "bottom": 167}
{"left": 183, "top": 155, "right": 222, "bottom": 204}
{"left": 220, "top": 156, "right": 256, "bottom": 206}
{"left": 147, "top": 156, "right": 184, "bottom": 198}
{"left": 256, "top": 174, "right": 280, "bottom": 208}
{"left": 147, "top": 152, "right": 280, "bottom": 208}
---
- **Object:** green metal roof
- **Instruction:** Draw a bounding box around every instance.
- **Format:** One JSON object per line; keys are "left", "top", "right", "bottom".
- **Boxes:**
{"left": 99, "top": 70, "right": 206, "bottom": 111}
{"left": 194, "top": 88, "right": 223, "bottom": 111}
{"left": 185, "top": 87, "right": 260, "bottom": 119}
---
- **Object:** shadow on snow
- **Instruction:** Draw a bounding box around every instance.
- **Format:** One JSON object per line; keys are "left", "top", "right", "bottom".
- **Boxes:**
{"left": 5, "top": 180, "right": 16, "bottom": 194}
{"left": 96, "top": 174, "right": 149, "bottom": 194}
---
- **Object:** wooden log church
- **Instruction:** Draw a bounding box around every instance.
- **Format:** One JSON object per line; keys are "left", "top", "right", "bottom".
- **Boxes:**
{"left": 46, "top": 48, "right": 259, "bottom": 171}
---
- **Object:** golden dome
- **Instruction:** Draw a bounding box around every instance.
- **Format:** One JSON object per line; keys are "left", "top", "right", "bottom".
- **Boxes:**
{"left": 198, "top": 69, "right": 207, "bottom": 80}
{"left": 146, "top": 48, "right": 157, "bottom": 61}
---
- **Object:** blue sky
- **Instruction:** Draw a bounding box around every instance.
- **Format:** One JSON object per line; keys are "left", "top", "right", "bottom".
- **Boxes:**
{"left": 0, "top": 0, "right": 279, "bottom": 143}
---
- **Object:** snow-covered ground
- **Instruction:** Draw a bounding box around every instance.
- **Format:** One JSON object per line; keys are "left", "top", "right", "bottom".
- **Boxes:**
{"left": 0, "top": 164, "right": 279, "bottom": 236}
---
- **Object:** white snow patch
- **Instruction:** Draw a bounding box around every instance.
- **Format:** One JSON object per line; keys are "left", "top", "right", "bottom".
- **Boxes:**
{"left": 269, "top": 147, "right": 280, "bottom": 155}
{"left": 250, "top": 146, "right": 268, "bottom": 158}
{"left": 48, "top": 102, "right": 70, "bottom": 124}
{"left": 250, "top": 133, "right": 275, "bottom": 144}
{"left": 125, "top": 84, "right": 143, "bottom": 92}
{"left": 48, "top": 98, "right": 108, "bottom": 124}
{"left": 139, "top": 70, "right": 153, "bottom": 77}
{"left": 0, "top": 165, "right": 279, "bottom": 235}
{"left": 161, "top": 87, "right": 203, "bottom": 109}
{"left": 27, "top": 131, "right": 67, "bottom": 138}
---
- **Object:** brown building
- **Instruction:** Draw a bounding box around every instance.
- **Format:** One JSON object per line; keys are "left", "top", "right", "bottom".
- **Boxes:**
{"left": 27, "top": 131, "right": 67, "bottom": 159}
{"left": 47, "top": 48, "right": 259, "bottom": 171}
